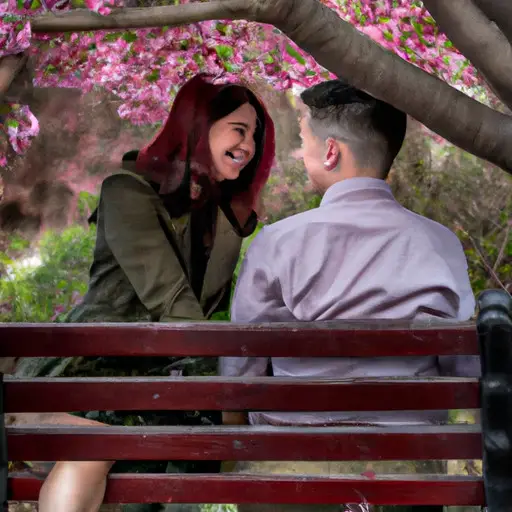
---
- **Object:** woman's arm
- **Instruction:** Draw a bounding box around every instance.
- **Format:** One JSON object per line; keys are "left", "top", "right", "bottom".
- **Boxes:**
{"left": 100, "top": 173, "right": 205, "bottom": 321}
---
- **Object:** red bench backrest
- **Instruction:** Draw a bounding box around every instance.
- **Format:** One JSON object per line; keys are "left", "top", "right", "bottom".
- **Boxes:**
{"left": 1, "top": 321, "right": 483, "bottom": 507}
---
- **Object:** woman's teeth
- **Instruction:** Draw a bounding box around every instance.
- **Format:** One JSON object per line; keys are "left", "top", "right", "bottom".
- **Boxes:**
{"left": 227, "top": 151, "right": 244, "bottom": 164}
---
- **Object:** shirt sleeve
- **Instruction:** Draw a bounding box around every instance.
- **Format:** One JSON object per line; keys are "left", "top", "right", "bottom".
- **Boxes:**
{"left": 219, "top": 228, "right": 293, "bottom": 378}
{"left": 100, "top": 173, "right": 205, "bottom": 322}
{"left": 437, "top": 236, "right": 480, "bottom": 378}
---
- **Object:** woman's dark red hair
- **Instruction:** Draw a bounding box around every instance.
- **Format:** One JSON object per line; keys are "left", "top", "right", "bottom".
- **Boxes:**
{"left": 135, "top": 74, "right": 275, "bottom": 228}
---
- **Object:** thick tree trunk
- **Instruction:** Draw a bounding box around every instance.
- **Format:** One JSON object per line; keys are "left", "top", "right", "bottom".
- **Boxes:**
{"left": 473, "top": 0, "right": 512, "bottom": 45}
{"left": 26, "top": 0, "right": 512, "bottom": 175}
{"left": 265, "top": 0, "right": 512, "bottom": 175}
{"left": 422, "top": 0, "right": 512, "bottom": 111}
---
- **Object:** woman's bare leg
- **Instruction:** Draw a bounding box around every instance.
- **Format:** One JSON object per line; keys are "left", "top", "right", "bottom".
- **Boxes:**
{"left": 5, "top": 411, "right": 113, "bottom": 512}
{"left": 39, "top": 460, "right": 115, "bottom": 512}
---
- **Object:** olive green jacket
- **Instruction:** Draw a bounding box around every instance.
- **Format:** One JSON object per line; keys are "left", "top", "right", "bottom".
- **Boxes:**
{"left": 66, "top": 169, "right": 243, "bottom": 323}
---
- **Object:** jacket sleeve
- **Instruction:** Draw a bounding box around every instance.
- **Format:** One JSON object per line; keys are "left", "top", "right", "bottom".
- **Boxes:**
{"left": 100, "top": 173, "right": 205, "bottom": 321}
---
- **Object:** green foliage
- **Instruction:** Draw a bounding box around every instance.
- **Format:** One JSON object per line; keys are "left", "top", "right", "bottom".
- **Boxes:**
{"left": 201, "top": 506, "right": 237, "bottom": 512}
{"left": 76, "top": 191, "right": 99, "bottom": 221}
{"left": 0, "top": 224, "right": 95, "bottom": 322}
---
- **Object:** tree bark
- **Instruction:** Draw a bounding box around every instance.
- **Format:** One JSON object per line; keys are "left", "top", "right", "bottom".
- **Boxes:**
{"left": 30, "top": 0, "right": 252, "bottom": 32}
{"left": 0, "top": 54, "right": 28, "bottom": 103}
{"left": 4, "top": 86, "right": 82, "bottom": 111}
{"left": 473, "top": 0, "right": 512, "bottom": 45}
{"left": 28, "top": 0, "right": 512, "bottom": 175}
{"left": 265, "top": 0, "right": 512, "bottom": 175}
{"left": 422, "top": 0, "right": 512, "bottom": 111}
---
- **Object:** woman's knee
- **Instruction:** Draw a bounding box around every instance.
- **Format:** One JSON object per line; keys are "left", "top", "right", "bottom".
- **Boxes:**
{"left": 39, "top": 460, "right": 115, "bottom": 512}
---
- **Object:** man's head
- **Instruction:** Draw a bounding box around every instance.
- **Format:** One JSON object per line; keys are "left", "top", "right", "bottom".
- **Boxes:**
{"left": 298, "top": 79, "right": 407, "bottom": 192}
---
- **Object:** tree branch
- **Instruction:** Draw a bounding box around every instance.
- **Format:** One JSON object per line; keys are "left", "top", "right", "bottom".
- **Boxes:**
{"left": 492, "top": 223, "right": 510, "bottom": 273}
{"left": 267, "top": 0, "right": 512, "bottom": 175}
{"left": 422, "top": 0, "right": 512, "bottom": 111}
{"left": 473, "top": 0, "right": 512, "bottom": 45}
{"left": 0, "top": 54, "right": 28, "bottom": 104}
{"left": 468, "top": 234, "right": 510, "bottom": 293}
{"left": 30, "top": 0, "right": 252, "bottom": 32}
{"left": 28, "top": 0, "right": 512, "bottom": 175}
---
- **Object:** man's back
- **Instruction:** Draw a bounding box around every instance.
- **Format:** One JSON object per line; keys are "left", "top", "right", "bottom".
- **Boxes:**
{"left": 253, "top": 177, "right": 474, "bottom": 323}
{"left": 221, "top": 178, "right": 476, "bottom": 426}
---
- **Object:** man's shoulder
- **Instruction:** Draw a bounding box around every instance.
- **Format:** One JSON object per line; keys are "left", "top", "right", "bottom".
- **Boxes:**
{"left": 404, "top": 208, "right": 461, "bottom": 245}
{"left": 257, "top": 208, "right": 321, "bottom": 246}
{"left": 245, "top": 209, "right": 322, "bottom": 266}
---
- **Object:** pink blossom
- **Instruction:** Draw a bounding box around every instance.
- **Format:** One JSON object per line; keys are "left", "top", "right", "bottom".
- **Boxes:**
{"left": 2, "top": 104, "right": 40, "bottom": 154}
{"left": 0, "top": 14, "right": 31, "bottom": 58}
{"left": 1, "top": 0, "right": 490, "bottom": 159}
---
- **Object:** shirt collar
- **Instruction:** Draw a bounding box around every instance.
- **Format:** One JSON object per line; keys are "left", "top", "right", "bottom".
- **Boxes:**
{"left": 320, "top": 177, "right": 393, "bottom": 207}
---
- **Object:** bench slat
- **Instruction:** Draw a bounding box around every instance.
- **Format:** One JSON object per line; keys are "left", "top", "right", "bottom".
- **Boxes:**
{"left": 5, "top": 377, "right": 480, "bottom": 412}
{"left": 7, "top": 425, "right": 481, "bottom": 461}
{"left": 9, "top": 473, "right": 485, "bottom": 505}
{"left": 0, "top": 322, "right": 478, "bottom": 357}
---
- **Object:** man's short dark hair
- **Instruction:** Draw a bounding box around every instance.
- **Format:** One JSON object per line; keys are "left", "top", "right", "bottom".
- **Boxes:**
{"left": 300, "top": 79, "right": 407, "bottom": 178}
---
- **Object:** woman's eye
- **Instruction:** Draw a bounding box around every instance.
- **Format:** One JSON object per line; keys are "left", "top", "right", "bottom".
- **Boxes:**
{"left": 236, "top": 128, "right": 246, "bottom": 136}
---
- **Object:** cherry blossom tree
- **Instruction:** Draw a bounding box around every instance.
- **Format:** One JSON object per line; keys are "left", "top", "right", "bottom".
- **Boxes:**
{"left": 1, "top": 0, "right": 512, "bottom": 175}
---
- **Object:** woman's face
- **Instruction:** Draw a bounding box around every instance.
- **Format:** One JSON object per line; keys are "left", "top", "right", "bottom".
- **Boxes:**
{"left": 209, "top": 102, "right": 258, "bottom": 181}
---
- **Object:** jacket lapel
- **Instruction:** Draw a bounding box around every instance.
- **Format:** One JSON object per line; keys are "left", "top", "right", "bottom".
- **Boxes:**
{"left": 113, "top": 167, "right": 240, "bottom": 316}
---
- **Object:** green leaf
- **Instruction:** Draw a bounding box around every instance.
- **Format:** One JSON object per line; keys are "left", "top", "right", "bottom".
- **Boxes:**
{"left": 216, "top": 23, "right": 228, "bottom": 35}
{"left": 400, "top": 31, "right": 411, "bottom": 43}
{"left": 383, "top": 30, "right": 393, "bottom": 42}
{"left": 146, "top": 69, "right": 160, "bottom": 83}
{"left": 6, "top": 119, "right": 19, "bottom": 129}
{"left": 215, "top": 45, "right": 234, "bottom": 61}
{"left": 122, "top": 32, "right": 138, "bottom": 43}
{"left": 2, "top": 14, "right": 20, "bottom": 23}
{"left": 8, "top": 234, "right": 30, "bottom": 251}
{"left": 103, "top": 33, "right": 122, "bottom": 42}
{"left": 0, "top": 253, "right": 13, "bottom": 266}
{"left": 285, "top": 44, "right": 306, "bottom": 65}
{"left": 412, "top": 20, "right": 424, "bottom": 36}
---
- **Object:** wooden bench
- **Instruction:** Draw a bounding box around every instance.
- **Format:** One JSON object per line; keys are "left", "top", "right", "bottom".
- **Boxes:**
{"left": 1, "top": 289, "right": 511, "bottom": 511}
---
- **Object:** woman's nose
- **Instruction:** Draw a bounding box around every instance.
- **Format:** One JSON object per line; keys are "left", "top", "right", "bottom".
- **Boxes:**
{"left": 240, "top": 138, "right": 255, "bottom": 158}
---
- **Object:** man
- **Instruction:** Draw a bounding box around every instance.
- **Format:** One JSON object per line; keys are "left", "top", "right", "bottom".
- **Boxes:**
{"left": 220, "top": 80, "right": 479, "bottom": 512}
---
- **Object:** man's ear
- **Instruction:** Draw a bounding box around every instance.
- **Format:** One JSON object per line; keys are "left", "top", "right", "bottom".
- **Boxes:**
{"left": 324, "top": 138, "right": 341, "bottom": 171}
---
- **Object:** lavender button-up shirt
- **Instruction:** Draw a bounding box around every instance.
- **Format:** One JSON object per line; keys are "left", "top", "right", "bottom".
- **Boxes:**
{"left": 219, "top": 177, "right": 478, "bottom": 426}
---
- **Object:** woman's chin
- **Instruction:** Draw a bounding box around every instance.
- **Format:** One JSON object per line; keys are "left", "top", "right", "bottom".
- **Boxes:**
{"left": 217, "top": 168, "right": 241, "bottom": 181}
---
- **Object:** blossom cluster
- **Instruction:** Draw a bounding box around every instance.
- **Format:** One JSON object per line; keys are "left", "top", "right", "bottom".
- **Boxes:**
{"left": 0, "top": 0, "right": 486, "bottom": 165}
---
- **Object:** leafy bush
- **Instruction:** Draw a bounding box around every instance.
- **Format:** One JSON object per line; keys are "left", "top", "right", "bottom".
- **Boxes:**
{"left": 0, "top": 225, "right": 95, "bottom": 322}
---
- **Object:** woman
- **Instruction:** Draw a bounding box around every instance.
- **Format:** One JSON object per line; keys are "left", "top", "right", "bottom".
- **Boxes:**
{"left": 38, "top": 74, "right": 275, "bottom": 512}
